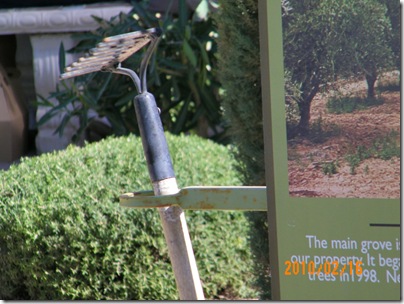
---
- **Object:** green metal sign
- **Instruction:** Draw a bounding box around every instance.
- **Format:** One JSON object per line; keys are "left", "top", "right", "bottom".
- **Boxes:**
{"left": 259, "top": 0, "right": 400, "bottom": 300}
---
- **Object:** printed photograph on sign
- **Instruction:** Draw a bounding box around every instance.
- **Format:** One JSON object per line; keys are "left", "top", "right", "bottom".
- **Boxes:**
{"left": 281, "top": 0, "right": 400, "bottom": 199}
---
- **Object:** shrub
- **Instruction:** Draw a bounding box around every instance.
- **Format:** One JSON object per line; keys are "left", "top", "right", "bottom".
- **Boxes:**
{"left": 344, "top": 130, "right": 400, "bottom": 174}
{"left": 0, "top": 134, "right": 258, "bottom": 300}
{"left": 321, "top": 161, "right": 338, "bottom": 176}
{"left": 326, "top": 96, "right": 384, "bottom": 114}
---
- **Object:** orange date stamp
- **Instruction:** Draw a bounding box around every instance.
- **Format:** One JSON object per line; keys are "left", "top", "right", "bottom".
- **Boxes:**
{"left": 284, "top": 260, "right": 363, "bottom": 276}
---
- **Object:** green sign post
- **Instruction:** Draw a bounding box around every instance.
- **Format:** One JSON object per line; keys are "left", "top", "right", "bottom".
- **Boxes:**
{"left": 259, "top": 0, "right": 400, "bottom": 300}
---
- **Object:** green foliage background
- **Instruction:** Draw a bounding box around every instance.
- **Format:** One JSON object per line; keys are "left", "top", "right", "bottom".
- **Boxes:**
{"left": 0, "top": 134, "right": 257, "bottom": 300}
{"left": 215, "top": 0, "right": 263, "bottom": 185}
{"left": 38, "top": 0, "right": 222, "bottom": 142}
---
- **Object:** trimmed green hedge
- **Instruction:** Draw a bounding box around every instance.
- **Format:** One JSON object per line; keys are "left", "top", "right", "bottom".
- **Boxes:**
{"left": 0, "top": 134, "right": 258, "bottom": 300}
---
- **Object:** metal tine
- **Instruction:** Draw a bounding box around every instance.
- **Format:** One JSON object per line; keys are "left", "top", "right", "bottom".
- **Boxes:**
{"left": 88, "top": 47, "right": 122, "bottom": 56}
{"left": 78, "top": 54, "right": 116, "bottom": 62}
{"left": 68, "top": 58, "right": 115, "bottom": 69}
{"left": 65, "top": 61, "right": 114, "bottom": 72}
{"left": 74, "top": 55, "right": 118, "bottom": 66}
{"left": 68, "top": 58, "right": 118, "bottom": 71}
{"left": 71, "top": 60, "right": 113, "bottom": 69}
{"left": 102, "top": 28, "right": 158, "bottom": 43}
{"left": 87, "top": 48, "right": 135, "bottom": 60}
{"left": 92, "top": 42, "right": 149, "bottom": 56}
{"left": 66, "top": 61, "right": 113, "bottom": 72}
{"left": 65, "top": 64, "right": 104, "bottom": 73}
{"left": 94, "top": 38, "right": 150, "bottom": 54}
{"left": 85, "top": 47, "right": 124, "bottom": 57}
{"left": 60, "top": 67, "right": 100, "bottom": 79}
{"left": 96, "top": 36, "right": 149, "bottom": 47}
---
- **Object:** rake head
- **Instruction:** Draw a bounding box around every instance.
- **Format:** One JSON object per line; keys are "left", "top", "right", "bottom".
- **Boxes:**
{"left": 60, "top": 28, "right": 162, "bottom": 84}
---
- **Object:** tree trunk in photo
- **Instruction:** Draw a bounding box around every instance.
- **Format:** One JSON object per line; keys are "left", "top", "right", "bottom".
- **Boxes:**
{"left": 295, "top": 79, "right": 320, "bottom": 137}
{"left": 297, "top": 101, "right": 311, "bottom": 136}
{"left": 365, "top": 67, "right": 377, "bottom": 98}
{"left": 365, "top": 72, "right": 377, "bottom": 99}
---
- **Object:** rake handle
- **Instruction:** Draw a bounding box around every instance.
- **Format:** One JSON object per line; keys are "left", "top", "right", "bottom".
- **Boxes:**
{"left": 133, "top": 92, "right": 205, "bottom": 300}
{"left": 134, "top": 92, "right": 175, "bottom": 182}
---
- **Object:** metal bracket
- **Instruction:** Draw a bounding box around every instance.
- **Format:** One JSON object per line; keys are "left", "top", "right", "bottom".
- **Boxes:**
{"left": 120, "top": 186, "right": 267, "bottom": 211}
